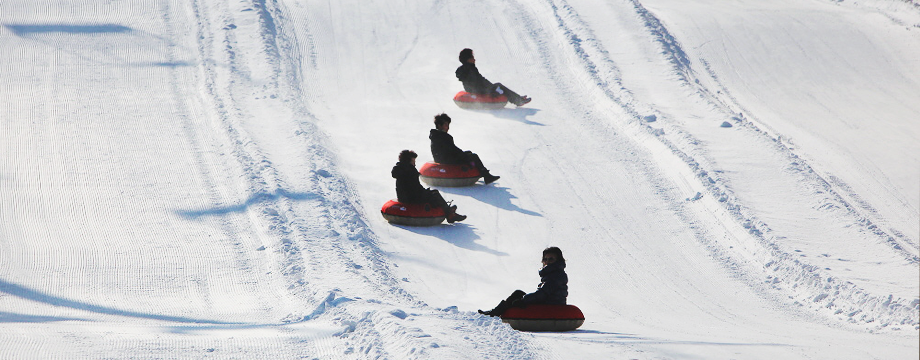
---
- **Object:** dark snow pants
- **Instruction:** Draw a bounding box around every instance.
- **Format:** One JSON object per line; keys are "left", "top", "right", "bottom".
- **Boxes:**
{"left": 463, "top": 151, "right": 492, "bottom": 177}
{"left": 491, "top": 83, "right": 525, "bottom": 106}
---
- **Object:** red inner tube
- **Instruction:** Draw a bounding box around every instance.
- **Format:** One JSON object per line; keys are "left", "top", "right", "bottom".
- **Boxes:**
{"left": 500, "top": 304, "right": 585, "bottom": 320}
{"left": 381, "top": 199, "right": 446, "bottom": 218}
{"left": 453, "top": 91, "right": 508, "bottom": 104}
{"left": 419, "top": 162, "right": 481, "bottom": 179}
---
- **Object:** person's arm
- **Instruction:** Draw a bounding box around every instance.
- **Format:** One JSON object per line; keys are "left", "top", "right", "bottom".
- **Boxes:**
{"left": 470, "top": 66, "right": 493, "bottom": 92}
{"left": 520, "top": 276, "right": 551, "bottom": 305}
{"left": 447, "top": 136, "right": 465, "bottom": 157}
{"left": 396, "top": 166, "right": 425, "bottom": 195}
{"left": 519, "top": 287, "right": 547, "bottom": 305}
{"left": 519, "top": 269, "right": 566, "bottom": 305}
{"left": 434, "top": 133, "right": 467, "bottom": 163}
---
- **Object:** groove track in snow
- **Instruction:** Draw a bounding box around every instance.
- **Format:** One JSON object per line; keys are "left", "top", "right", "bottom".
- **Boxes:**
{"left": 508, "top": 0, "right": 918, "bottom": 330}
{"left": 1, "top": 0, "right": 917, "bottom": 358}
{"left": 183, "top": 0, "right": 543, "bottom": 358}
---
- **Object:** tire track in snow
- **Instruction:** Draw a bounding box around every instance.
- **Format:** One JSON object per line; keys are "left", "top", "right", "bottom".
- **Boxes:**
{"left": 624, "top": 0, "right": 920, "bottom": 319}
{"left": 157, "top": 0, "right": 273, "bottom": 326}
{"left": 515, "top": 0, "right": 918, "bottom": 330}
{"left": 631, "top": 0, "right": 918, "bottom": 262}
{"left": 183, "top": 0, "right": 540, "bottom": 357}
{"left": 0, "top": 1, "right": 275, "bottom": 356}
{"left": 270, "top": 0, "right": 542, "bottom": 357}
{"left": 626, "top": 0, "right": 919, "bottom": 331}
{"left": 187, "top": 0, "right": 332, "bottom": 329}
{"left": 164, "top": 4, "right": 341, "bottom": 358}
{"left": 505, "top": 0, "right": 781, "bottom": 344}
{"left": 191, "top": 1, "right": 425, "bottom": 356}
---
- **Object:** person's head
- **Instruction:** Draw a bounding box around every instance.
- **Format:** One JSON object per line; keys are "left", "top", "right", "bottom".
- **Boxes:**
{"left": 459, "top": 48, "right": 474, "bottom": 64}
{"left": 434, "top": 113, "right": 451, "bottom": 131}
{"left": 541, "top": 247, "right": 564, "bottom": 265}
{"left": 398, "top": 150, "right": 418, "bottom": 165}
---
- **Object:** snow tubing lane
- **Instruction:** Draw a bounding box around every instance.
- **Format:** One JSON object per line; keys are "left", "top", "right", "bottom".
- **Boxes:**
{"left": 453, "top": 91, "right": 508, "bottom": 110}
{"left": 381, "top": 199, "right": 446, "bottom": 226}
{"left": 419, "top": 162, "right": 482, "bottom": 187}
{"left": 500, "top": 304, "right": 585, "bottom": 332}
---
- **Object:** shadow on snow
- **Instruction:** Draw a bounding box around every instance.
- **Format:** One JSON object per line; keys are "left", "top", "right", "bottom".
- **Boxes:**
{"left": 553, "top": 329, "right": 792, "bottom": 348}
{"left": 0, "top": 311, "right": 88, "bottom": 323}
{"left": 176, "top": 189, "right": 318, "bottom": 219}
{"left": 393, "top": 223, "right": 509, "bottom": 256}
{"left": 439, "top": 185, "right": 542, "bottom": 217}
{"left": 459, "top": 107, "right": 544, "bottom": 126}
{"left": 0, "top": 278, "right": 236, "bottom": 324}
{"left": 0, "top": 279, "right": 336, "bottom": 333}
{"left": 2, "top": 23, "right": 200, "bottom": 69}
{"left": 3, "top": 23, "right": 132, "bottom": 35}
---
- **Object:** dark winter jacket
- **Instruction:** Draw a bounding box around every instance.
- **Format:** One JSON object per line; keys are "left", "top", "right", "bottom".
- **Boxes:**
{"left": 455, "top": 63, "right": 494, "bottom": 94}
{"left": 391, "top": 161, "right": 427, "bottom": 203}
{"left": 430, "top": 129, "right": 467, "bottom": 165}
{"left": 521, "top": 260, "right": 568, "bottom": 305}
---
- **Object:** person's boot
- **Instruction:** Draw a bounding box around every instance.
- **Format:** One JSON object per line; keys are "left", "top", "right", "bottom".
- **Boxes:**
{"left": 482, "top": 170, "right": 500, "bottom": 184}
{"left": 445, "top": 206, "right": 456, "bottom": 223}
{"left": 445, "top": 205, "right": 466, "bottom": 223}
{"left": 478, "top": 300, "right": 508, "bottom": 317}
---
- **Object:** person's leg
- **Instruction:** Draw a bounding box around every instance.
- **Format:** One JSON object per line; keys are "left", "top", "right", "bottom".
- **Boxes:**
{"left": 464, "top": 151, "right": 500, "bottom": 184}
{"left": 506, "top": 290, "right": 526, "bottom": 303}
{"left": 493, "top": 83, "right": 527, "bottom": 105}
{"left": 479, "top": 290, "right": 527, "bottom": 317}
{"left": 463, "top": 151, "right": 489, "bottom": 175}
{"left": 426, "top": 189, "right": 465, "bottom": 223}
{"left": 425, "top": 189, "right": 448, "bottom": 209}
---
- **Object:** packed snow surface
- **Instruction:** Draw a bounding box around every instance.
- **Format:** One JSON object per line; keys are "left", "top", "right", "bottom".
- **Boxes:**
{"left": 1, "top": 0, "right": 918, "bottom": 359}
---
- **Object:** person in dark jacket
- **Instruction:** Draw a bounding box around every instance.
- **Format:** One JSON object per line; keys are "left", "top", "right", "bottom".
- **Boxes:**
{"left": 455, "top": 48, "right": 531, "bottom": 106}
{"left": 479, "top": 247, "right": 569, "bottom": 317}
{"left": 392, "top": 150, "right": 466, "bottom": 223}
{"left": 429, "top": 113, "right": 500, "bottom": 184}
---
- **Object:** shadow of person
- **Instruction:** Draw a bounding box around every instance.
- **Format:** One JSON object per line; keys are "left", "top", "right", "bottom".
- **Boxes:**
{"left": 568, "top": 329, "right": 642, "bottom": 338}
{"left": 465, "top": 107, "right": 543, "bottom": 126}
{"left": 393, "top": 223, "right": 508, "bottom": 256}
{"left": 439, "top": 185, "right": 541, "bottom": 217}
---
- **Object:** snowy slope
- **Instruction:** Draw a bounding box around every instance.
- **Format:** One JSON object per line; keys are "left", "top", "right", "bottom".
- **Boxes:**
{"left": 1, "top": 0, "right": 917, "bottom": 359}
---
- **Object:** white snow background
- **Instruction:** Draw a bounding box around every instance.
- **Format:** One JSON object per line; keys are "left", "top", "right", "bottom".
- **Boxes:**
{"left": 1, "top": 0, "right": 918, "bottom": 359}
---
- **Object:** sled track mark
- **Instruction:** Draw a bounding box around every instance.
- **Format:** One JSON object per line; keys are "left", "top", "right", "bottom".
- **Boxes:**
{"left": 630, "top": 0, "right": 919, "bottom": 329}
{"left": 695, "top": 54, "right": 920, "bottom": 260}
{"left": 632, "top": 0, "right": 917, "bottom": 263}
{"left": 184, "top": 0, "right": 543, "bottom": 357}
{"left": 274, "top": 0, "right": 544, "bottom": 356}
{"left": 629, "top": 0, "right": 919, "bottom": 330}
{"left": 514, "top": 0, "right": 918, "bottom": 330}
